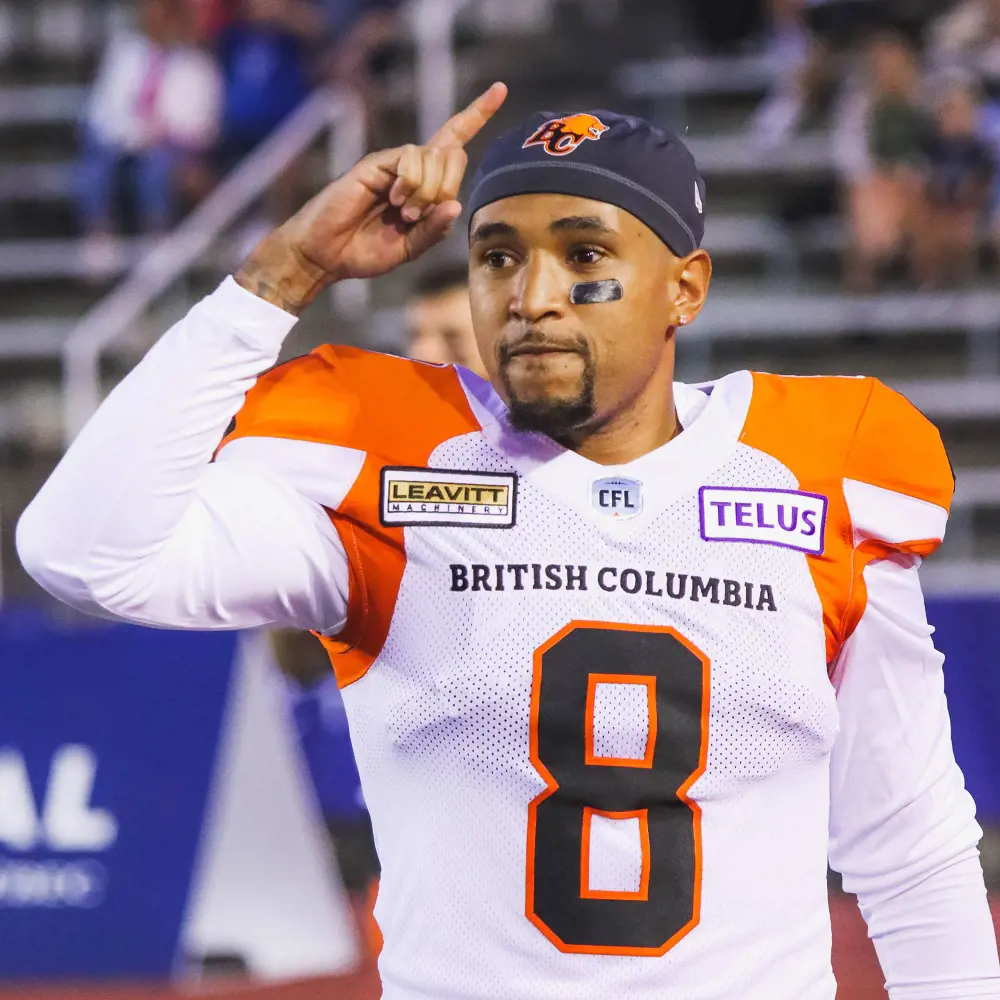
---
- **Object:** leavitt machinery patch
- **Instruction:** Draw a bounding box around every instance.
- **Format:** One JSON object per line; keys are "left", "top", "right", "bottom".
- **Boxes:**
{"left": 380, "top": 467, "right": 517, "bottom": 528}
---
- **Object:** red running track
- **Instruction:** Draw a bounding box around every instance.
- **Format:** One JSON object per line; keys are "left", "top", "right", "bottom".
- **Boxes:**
{"left": 1, "top": 895, "right": 996, "bottom": 1000}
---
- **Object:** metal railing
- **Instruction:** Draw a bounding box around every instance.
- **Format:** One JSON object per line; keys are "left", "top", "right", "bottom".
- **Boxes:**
{"left": 61, "top": 86, "right": 366, "bottom": 444}
{"left": 60, "top": 0, "right": 476, "bottom": 444}
{"left": 413, "top": 0, "right": 470, "bottom": 142}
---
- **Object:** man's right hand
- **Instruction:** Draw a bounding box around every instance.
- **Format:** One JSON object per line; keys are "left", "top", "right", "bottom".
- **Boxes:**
{"left": 236, "top": 82, "right": 507, "bottom": 315}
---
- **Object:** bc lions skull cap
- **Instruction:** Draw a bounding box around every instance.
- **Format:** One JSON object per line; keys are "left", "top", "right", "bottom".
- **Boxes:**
{"left": 467, "top": 110, "right": 706, "bottom": 258}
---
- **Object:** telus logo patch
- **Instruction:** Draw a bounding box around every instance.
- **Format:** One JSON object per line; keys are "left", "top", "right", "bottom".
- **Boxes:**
{"left": 699, "top": 487, "right": 827, "bottom": 555}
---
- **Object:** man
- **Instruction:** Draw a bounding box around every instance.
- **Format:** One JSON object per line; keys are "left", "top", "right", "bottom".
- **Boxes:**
{"left": 17, "top": 85, "right": 1000, "bottom": 997}
{"left": 407, "top": 263, "right": 485, "bottom": 375}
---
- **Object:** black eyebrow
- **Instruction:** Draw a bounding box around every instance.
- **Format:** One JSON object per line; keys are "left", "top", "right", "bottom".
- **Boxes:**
{"left": 549, "top": 216, "right": 617, "bottom": 236}
{"left": 470, "top": 221, "right": 518, "bottom": 244}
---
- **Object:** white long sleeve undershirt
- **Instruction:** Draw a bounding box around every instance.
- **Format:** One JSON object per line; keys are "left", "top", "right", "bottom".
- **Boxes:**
{"left": 17, "top": 277, "right": 350, "bottom": 632}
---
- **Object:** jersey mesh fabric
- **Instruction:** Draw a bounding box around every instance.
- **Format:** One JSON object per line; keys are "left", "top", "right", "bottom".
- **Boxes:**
{"left": 587, "top": 812, "right": 644, "bottom": 893}
{"left": 591, "top": 681, "right": 650, "bottom": 760}
{"left": 340, "top": 428, "right": 840, "bottom": 1000}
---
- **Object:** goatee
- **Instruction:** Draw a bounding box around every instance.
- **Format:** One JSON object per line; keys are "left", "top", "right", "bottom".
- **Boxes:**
{"left": 502, "top": 353, "right": 597, "bottom": 439}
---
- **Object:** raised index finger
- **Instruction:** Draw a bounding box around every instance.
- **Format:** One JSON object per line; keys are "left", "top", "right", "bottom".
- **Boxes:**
{"left": 427, "top": 82, "right": 508, "bottom": 149}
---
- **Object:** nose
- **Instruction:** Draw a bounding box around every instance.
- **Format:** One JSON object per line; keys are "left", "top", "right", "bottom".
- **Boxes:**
{"left": 509, "top": 252, "right": 566, "bottom": 325}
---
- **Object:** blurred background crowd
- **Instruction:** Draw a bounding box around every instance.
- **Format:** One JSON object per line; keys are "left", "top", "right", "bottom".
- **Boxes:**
{"left": 1, "top": 1, "right": 999, "bottom": 998}
{"left": 66, "top": 0, "right": 1000, "bottom": 291}
{"left": 76, "top": 0, "right": 405, "bottom": 277}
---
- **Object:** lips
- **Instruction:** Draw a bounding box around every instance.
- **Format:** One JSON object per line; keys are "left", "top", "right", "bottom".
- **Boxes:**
{"left": 507, "top": 344, "right": 579, "bottom": 358}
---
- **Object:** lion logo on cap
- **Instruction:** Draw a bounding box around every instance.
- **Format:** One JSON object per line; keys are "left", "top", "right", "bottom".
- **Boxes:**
{"left": 522, "top": 113, "right": 610, "bottom": 157}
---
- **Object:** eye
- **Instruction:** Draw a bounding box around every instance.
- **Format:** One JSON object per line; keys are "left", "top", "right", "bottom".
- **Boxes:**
{"left": 570, "top": 246, "right": 606, "bottom": 266}
{"left": 482, "top": 249, "right": 517, "bottom": 270}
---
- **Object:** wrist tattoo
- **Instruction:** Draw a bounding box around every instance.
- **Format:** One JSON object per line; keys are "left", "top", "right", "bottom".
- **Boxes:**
{"left": 234, "top": 239, "right": 328, "bottom": 316}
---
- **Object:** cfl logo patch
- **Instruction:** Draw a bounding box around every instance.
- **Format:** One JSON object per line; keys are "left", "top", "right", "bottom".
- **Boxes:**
{"left": 592, "top": 477, "right": 643, "bottom": 520}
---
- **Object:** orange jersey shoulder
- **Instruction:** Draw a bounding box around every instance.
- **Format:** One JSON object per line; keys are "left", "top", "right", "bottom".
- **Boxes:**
{"left": 739, "top": 372, "right": 953, "bottom": 664}
{"left": 220, "top": 344, "right": 481, "bottom": 462}
{"left": 740, "top": 372, "right": 953, "bottom": 511}
{"left": 220, "top": 345, "right": 481, "bottom": 690}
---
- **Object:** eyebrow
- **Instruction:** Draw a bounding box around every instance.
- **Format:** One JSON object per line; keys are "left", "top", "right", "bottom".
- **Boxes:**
{"left": 549, "top": 216, "right": 617, "bottom": 237}
{"left": 470, "top": 221, "right": 518, "bottom": 244}
{"left": 470, "top": 215, "right": 619, "bottom": 246}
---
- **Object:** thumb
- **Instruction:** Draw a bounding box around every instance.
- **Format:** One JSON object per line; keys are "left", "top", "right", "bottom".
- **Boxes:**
{"left": 404, "top": 200, "right": 463, "bottom": 261}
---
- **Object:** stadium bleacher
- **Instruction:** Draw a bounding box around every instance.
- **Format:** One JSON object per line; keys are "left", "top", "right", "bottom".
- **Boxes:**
{"left": 0, "top": 0, "right": 998, "bottom": 596}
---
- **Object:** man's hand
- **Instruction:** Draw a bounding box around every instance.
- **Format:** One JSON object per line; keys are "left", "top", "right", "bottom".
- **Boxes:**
{"left": 236, "top": 82, "right": 508, "bottom": 314}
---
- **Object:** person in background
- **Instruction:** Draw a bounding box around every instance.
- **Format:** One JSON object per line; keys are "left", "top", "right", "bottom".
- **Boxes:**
{"left": 214, "top": 0, "right": 324, "bottom": 173}
{"left": 321, "top": 0, "right": 404, "bottom": 130}
{"left": 407, "top": 263, "right": 486, "bottom": 377}
{"left": 837, "top": 30, "right": 930, "bottom": 291}
{"left": 188, "top": 0, "right": 233, "bottom": 42}
{"left": 750, "top": 0, "right": 811, "bottom": 148}
{"left": 913, "top": 77, "right": 995, "bottom": 286}
{"left": 751, "top": 0, "right": 888, "bottom": 148}
{"left": 928, "top": 0, "right": 1000, "bottom": 78}
{"left": 77, "top": 0, "right": 222, "bottom": 277}
{"left": 270, "top": 628, "right": 382, "bottom": 961}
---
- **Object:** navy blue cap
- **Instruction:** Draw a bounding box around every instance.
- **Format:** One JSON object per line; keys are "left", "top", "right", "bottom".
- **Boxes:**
{"left": 467, "top": 110, "right": 706, "bottom": 257}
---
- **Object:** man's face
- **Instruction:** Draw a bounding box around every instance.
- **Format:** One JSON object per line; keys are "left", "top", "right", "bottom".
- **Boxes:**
{"left": 408, "top": 285, "right": 486, "bottom": 377}
{"left": 468, "top": 193, "right": 708, "bottom": 440}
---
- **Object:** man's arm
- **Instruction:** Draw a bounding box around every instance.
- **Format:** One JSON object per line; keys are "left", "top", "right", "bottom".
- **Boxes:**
{"left": 16, "top": 279, "right": 351, "bottom": 632}
{"left": 828, "top": 554, "right": 1000, "bottom": 997}
{"left": 16, "top": 83, "right": 507, "bottom": 631}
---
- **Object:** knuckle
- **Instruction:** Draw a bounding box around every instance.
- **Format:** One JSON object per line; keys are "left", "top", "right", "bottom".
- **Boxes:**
{"left": 397, "top": 167, "right": 419, "bottom": 190}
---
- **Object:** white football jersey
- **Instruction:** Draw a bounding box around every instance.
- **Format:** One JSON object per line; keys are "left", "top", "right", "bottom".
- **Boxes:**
{"left": 18, "top": 280, "right": 998, "bottom": 999}
{"left": 215, "top": 338, "right": 953, "bottom": 998}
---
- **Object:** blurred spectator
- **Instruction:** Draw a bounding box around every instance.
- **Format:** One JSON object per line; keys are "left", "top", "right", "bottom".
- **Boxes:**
{"left": 750, "top": 0, "right": 811, "bottom": 147}
{"left": 408, "top": 264, "right": 486, "bottom": 377}
{"left": 929, "top": 0, "right": 1000, "bottom": 78}
{"left": 752, "top": 0, "right": 889, "bottom": 147}
{"left": 912, "top": 78, "right": 995, "bottom": 286}
{"left": 214, "top": 0, "right": 324, "bottom": 172}
{"left": 836, "top": 30, "right": 930, "bottom": 291}
{"left": 322, "top": 0, "right": 403, "bottom": 128}
{"left": 270, "top": 629, "right": 382, "bottom": 960}
{"left": 77, "top": 0, "right": 222, "bottom": 275}
{"left": 189, "top": 0, "right": 234, "bottom": 42}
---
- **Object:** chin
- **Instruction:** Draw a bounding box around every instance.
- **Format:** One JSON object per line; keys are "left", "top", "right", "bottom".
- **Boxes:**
{"left": 500, "top": 353, "right": 596, "bottom": 438}
{"left": 506, "top": 392, "right": 595, "bottom": 438}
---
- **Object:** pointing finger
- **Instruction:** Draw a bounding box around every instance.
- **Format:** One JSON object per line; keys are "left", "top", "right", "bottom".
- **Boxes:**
{"left": 401, "top": 147, "right": 446, "bottom": 222}
{"left": 427, "top": 82, "right": 508, "bottom": 150}
{"left": 439, "top": 146, "right": 469, "bottom": 204}
{"left": 388, "top": 144, "right": 422, "bottom": 207}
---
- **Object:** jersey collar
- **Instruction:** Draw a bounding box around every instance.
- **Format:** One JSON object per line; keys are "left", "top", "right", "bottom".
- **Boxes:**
{"left": 455, "top": 367, "right": 753, "bottom": 530}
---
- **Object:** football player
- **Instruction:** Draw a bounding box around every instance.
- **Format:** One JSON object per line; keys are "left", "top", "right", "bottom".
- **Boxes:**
{"left": 18, "top": 83, "right": 1000, "bottom": 997}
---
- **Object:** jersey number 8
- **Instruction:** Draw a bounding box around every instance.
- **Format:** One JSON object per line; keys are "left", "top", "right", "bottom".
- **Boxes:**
{"left": 526, "top": 621, "right": 710, "bottom": 956}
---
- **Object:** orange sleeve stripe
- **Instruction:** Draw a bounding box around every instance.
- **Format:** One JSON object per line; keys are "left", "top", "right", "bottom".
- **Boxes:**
{"left": 307, "top": 349, "right": 481, "bottom": 688}
{"left": 740, "top": 373, "right": 952, "bottom": 666}
{"left": 220, "top": 346, "right": 482, "bottom": 688}
{"left": 739, "top": 374, "right": 870, "bottom": 666}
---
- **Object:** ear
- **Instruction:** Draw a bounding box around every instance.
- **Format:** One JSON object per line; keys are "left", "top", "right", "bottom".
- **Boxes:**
{"left": 672, "top": 249, "right": 712, "bottom": 327}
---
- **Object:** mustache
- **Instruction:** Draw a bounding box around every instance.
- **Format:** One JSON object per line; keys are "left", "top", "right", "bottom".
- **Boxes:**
{"left": 497, "top": 329, "right": 590, "bottom": 364}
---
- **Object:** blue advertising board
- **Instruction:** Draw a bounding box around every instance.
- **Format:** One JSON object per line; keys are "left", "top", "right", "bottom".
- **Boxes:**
{"left": 0, "top": 613, "right": 237, "bottom": 978}
{"left": 0, "top": 593, "right": 995, "bottom": 980}
{"left": 928, "top": 597, "right": 1000, "bottom": 823}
